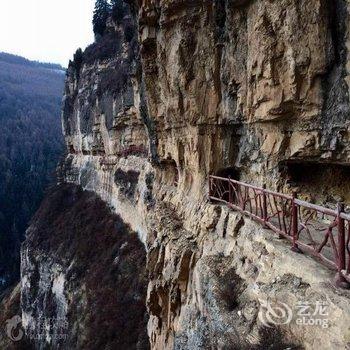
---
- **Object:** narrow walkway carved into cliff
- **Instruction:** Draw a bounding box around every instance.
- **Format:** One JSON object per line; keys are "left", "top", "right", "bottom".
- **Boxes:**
{"left": 209, "top": 175, "right": 350, "bottom": 288}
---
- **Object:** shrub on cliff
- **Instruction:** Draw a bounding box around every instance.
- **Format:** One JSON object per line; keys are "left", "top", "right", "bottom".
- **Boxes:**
{"left": 83, "top": 31, "right": 122, "bottom": 64}
{"left": 124, "top": 23, "right": 135, "bottom": 42}
{"left": 111, "top": 0, "right": 125, "bottom": 24}
{"left": 67, "top": 48, "right": 83, "bottom": 79}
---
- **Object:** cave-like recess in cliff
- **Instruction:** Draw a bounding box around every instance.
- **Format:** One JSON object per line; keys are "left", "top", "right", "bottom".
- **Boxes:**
{"left": 282, "top": 161, "right": 350, "bottom": 203}
{"left": 215, "top": 167, "right": 241, "bottom": 180}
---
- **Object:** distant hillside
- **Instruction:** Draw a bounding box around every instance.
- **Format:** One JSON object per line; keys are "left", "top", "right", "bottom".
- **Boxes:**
{"left": 0, "top": 52, "right": 65, "bottom": 291}
{"left": 0, "top": 52, "right": 65, "bottom": 71}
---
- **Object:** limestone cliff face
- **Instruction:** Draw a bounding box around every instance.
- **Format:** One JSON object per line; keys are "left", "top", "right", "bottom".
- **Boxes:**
{"left": 17, "top": 0, "right": 350, "bottom": 349}
{"left": 137, "top": 0, "right": 350, "bottom": 198}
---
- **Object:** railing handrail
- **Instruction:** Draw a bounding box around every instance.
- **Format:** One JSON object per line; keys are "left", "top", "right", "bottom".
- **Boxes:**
{"left": 210, "top": 175, "right": 341, "bottom": 215}
{"left": 294, "top": 198, "right": 337, "bottom": 217}
{"left": 340, "top": 212, "right": 350, "bottom": 221}
{"left": 210, "top": 175, "right": 293, "bottom": 200}
{"left": 208, "top": 174, "right": 350, "bottom": 288}
{"left": 117, "top": 145, "right": 148, "bottom": 157}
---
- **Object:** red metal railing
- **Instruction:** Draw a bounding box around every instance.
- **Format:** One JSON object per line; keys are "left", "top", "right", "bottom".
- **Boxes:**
{"left": 209, "top": 175, "right": 350, "bottom": 288}
{"left": 117, "top": 145, "right": 148, "bottom": 158}
{"left": 98, "top": 146, "right": 148, "bottom": 167}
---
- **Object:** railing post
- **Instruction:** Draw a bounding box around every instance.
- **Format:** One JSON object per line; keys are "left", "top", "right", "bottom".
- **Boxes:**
{"left": 291, "top": 191, "right": 301, "bottom": 253}
{"left": 228, "top": 177, "right": 232, "bottom": 205}
{"left": 335, "top": 203, "right": 349, "bottom": 288}
{"left": 338, "top": 203, "right": 346, "bottom": 272}
{"left": 262, "top": 184, "right": 268, "bottom": 227}
{"left": 208, "top": 176, "right": 212, "bottom": 201}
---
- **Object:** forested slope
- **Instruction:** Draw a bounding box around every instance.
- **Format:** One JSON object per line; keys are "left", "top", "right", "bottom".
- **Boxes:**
{"left": 0, "top": 52, "right": 65, "bottom": 291}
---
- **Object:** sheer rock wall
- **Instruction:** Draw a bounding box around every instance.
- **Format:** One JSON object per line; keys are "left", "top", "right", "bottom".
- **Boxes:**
{"left": 19, "top": 1, "right": 350, "bottom": 349}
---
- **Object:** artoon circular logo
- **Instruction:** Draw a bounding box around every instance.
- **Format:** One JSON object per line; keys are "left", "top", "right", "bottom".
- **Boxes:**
{"left": 5, "top": 315, "right": 24, "bottom": 342}
{"left": 258, "top": 299, "right": 293, "bottom": 327}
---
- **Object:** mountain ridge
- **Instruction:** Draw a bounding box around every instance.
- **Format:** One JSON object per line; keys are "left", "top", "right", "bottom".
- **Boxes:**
{"left": 0, "top": 52, "right": 65, "bottom": 71}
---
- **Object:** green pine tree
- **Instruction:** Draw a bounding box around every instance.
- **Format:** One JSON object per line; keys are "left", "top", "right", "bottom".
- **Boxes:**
{"left": 93, "top": 0, "right": 111, "bottom": 38}
{"left": 111, "top": 0, "right": 125, "bottom": 23}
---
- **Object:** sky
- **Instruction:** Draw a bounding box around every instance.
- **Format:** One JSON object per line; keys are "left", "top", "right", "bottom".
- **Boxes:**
{"left": 0, "top": 0, "right": 95, "bottom": 67}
